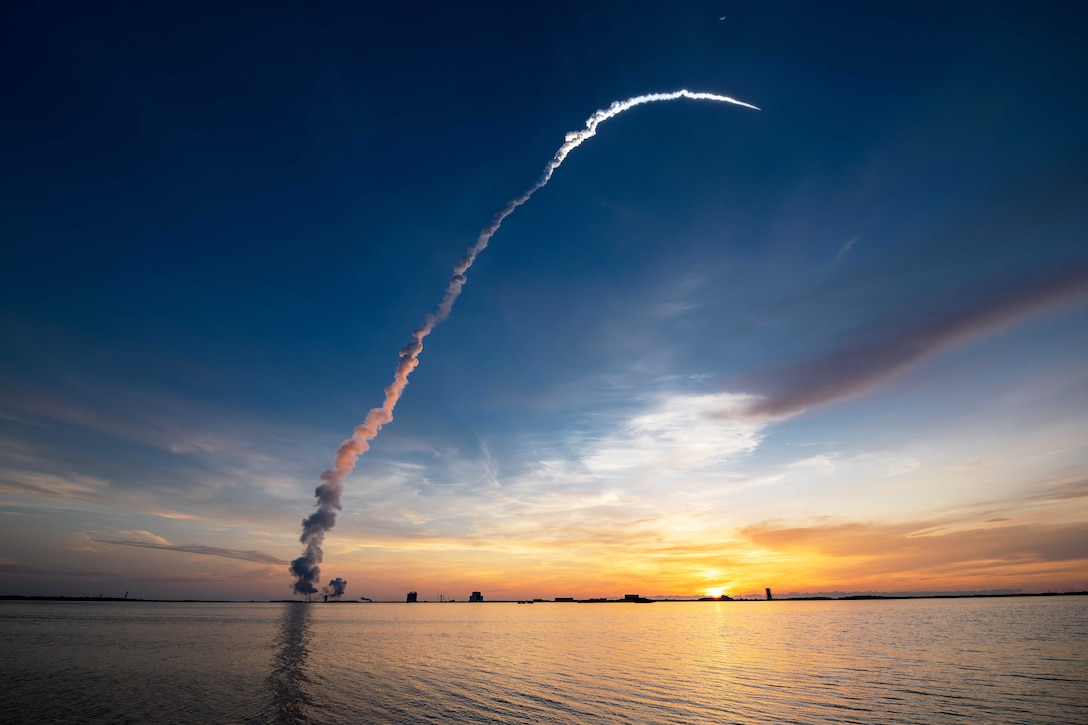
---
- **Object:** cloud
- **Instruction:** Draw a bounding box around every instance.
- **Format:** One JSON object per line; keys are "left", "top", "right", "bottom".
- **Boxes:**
{"left": 835, "top": 236, "right": 858, "bottom": 261}
{"left": 0, "top": 459, "right": 303, "bottom": 528}
{"left": 0, "top": 468, "right": 114, "bottom": 503}
{"left": 68, "top": 533, "right": 102, "bottom": 553}
{"left": 0, "top": 384, "right": 320, "bottom": 479}
{"left": 123, "top": 530, "right": 171, "bottom": 546}
{"left": 1038, "top": 475, "right": 1088, "bottom": 502}
{"left": 746, "top": 265, "right": 1088, "bottom": 417}
{"left": 654, "top": 300, "right": 698, "bottom": 318}
{"left": 739, "top": 518, "right": 1088, "bottom": 583}
{"left": 0, "top": 392, "right": 332, "bottom": 528}
{"left": 320, "top": 391, "right": 772, "bottom": 554}
{"left": 580, "top": 392, "right": 766, "bottom": 477}
{"left": 93, "top": 539, "right": 289, "bottom": 566}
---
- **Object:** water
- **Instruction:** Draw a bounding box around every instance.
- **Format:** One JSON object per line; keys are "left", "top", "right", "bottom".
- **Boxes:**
{"left": 1, "top": 596, "right": 1084, "bottom": 724}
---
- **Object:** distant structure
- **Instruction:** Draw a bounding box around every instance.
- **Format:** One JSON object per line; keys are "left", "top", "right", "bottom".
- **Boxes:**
{"left": 766, "top": 588, "right": 773, "bottom": 601}
{"left": 624, "top": 594, "right": 641, "bottom": 602}
{"left": 469, "top": 591, "right": 484, "bottom": 602}
{"left": 406, "top": 591, "right": 418, "bottom": 603}
{"left": 555, "top": 597, "right": 575, "bottom": 602}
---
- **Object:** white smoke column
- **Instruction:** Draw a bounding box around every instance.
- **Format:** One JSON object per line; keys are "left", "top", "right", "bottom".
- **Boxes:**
{"left": 290, "top": 89, "right": 759, "bottom": 595}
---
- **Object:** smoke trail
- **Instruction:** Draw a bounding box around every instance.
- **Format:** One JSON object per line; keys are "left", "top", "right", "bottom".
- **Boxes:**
{"left": 290, "top": 89, "right": 759, "bottom": 595}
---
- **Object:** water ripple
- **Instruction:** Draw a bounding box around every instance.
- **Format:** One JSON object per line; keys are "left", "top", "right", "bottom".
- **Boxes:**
{"left": 1, "top": 597, "right": 1085, "bottom": 724}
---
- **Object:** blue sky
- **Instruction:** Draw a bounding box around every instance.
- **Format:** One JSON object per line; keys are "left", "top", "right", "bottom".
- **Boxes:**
{"left": 2, "top": 1, "right": 1086, "bottom": 600}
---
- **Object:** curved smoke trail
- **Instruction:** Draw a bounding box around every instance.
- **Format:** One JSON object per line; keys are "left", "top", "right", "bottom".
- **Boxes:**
{"left": 289, "top": 89, "right": 759, "bottom": 595}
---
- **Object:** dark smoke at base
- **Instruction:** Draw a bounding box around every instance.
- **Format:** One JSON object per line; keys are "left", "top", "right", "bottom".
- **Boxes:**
{"left": 290, "top": 505, "right": 337, "bottom": 595}
{"left": 289, "top": 551, "right": 322, "bottom": 596}
{"left": 288, "top": 90, "right": 758, "bottom": 595}
{"left": 323, "top": 577, "right": 347, "bottom": 598}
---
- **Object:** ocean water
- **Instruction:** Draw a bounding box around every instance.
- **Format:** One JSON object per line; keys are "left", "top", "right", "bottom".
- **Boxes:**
{"left": 0, "top": 596, "right": 1084, "bottom": 724}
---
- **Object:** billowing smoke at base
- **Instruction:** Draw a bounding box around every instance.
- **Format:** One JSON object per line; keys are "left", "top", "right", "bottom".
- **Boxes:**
{"left": 323, "top": 577, "right": 348, "bottom": 599}
{"left": 289, "top": 89, "right": 759, "bottom": 595}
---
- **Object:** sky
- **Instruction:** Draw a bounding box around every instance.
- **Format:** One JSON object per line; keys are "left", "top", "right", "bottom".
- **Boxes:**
{"left": 2, "top": 1, "right": 1086, "bottom": 601}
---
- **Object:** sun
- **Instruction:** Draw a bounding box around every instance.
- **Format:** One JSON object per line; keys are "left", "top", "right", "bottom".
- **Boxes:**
{"left": 704, "top": 586, "right": 726, "bottom": 598}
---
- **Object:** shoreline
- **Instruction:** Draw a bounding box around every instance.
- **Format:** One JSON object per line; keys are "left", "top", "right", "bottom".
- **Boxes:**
{"left": 2, "top": 591, "right": 1085, "bottom": 604}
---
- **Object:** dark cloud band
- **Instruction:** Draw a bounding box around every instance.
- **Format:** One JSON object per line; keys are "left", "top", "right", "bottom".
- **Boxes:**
{"left": 95, "top": 540, "right": 288, "bottom": 566}
{"left": 747, "top": 265, "right": 1088, "bottom": 417}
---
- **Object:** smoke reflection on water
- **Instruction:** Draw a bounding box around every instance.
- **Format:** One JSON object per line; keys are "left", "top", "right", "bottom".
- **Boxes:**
{"left": 0, "top": 598, "right": 1084, "bottom": 723}
{"left": 266, "top": 604, "right": 317, "bottom": 724}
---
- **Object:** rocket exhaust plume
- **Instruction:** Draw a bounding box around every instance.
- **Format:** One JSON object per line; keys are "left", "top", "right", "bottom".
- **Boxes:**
{"left": 323, "top": 577, "right": 347, "bottom": 599}
{"left": 290, "top": 89, "right": 758, "bottom": 595}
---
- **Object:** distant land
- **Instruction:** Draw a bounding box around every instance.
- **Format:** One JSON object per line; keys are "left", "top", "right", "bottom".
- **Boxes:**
{"left": 2, "top": 591, "right": 1085, "bottom": 604}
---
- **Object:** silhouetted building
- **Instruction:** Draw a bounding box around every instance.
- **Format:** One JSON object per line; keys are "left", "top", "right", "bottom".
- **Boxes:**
{"left": 406, "top": 591, "right": 418, "bottom": 603}
{"left": 555, "top": 597, "right": 575, "bottom": 602}
{"left": 766, "top": 588, "right": 773, "bottom": 600}
{"left": 469, "top": 591, "right": 483, "bottom": 602}
{"left": 624, "top": 594, "right": 641, "bottom": 601}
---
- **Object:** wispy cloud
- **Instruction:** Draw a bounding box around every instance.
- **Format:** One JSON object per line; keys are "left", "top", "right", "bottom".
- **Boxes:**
{"left": 835, "top": 236, "right": 858, "bottom": 261}
{"left": 317, "top": 391, "right": 772, "bottom": 550}
{"left": 654, "top": 300, "right": 698, "bottom": 318}
{"left": 0, "top": 468, "right": 114, "bottom": 503}
{"left": 1006, "top": 471, "right": 1088, "bottom": 506}
{"left": 0, "top": 382, "right": 331, "bottom": 484}
{"left": 746, "top": 265, "right": 1088, "bottom": 417}
{"left": 0, "top": 458, "right": 309, "bottom": 527}
{"left": 94, "top": 539, "right": 289, "bottom": 566}
{"left": 0, "top": 386, "right": 331, "bottom": 526}
{"left": 740, "top": 518, "right": 1088, "bottom": 578}
{"left": 580, "top": 392, "right": 766, "bottom": 477}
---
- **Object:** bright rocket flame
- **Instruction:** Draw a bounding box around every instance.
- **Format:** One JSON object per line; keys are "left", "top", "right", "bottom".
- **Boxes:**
{"left": 290, "top": 89, "right": 759, "bottom": 595}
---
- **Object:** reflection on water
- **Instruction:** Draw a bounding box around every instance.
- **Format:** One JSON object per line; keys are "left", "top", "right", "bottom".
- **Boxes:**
{"left": 1, "top": 597, "right": 1085, "bottom": 724}
{"left": 266, "top": 604, "right": 316, "bottom": 724}
{"left": 301, "top": 596, "right": 1088, "bottom": 724}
